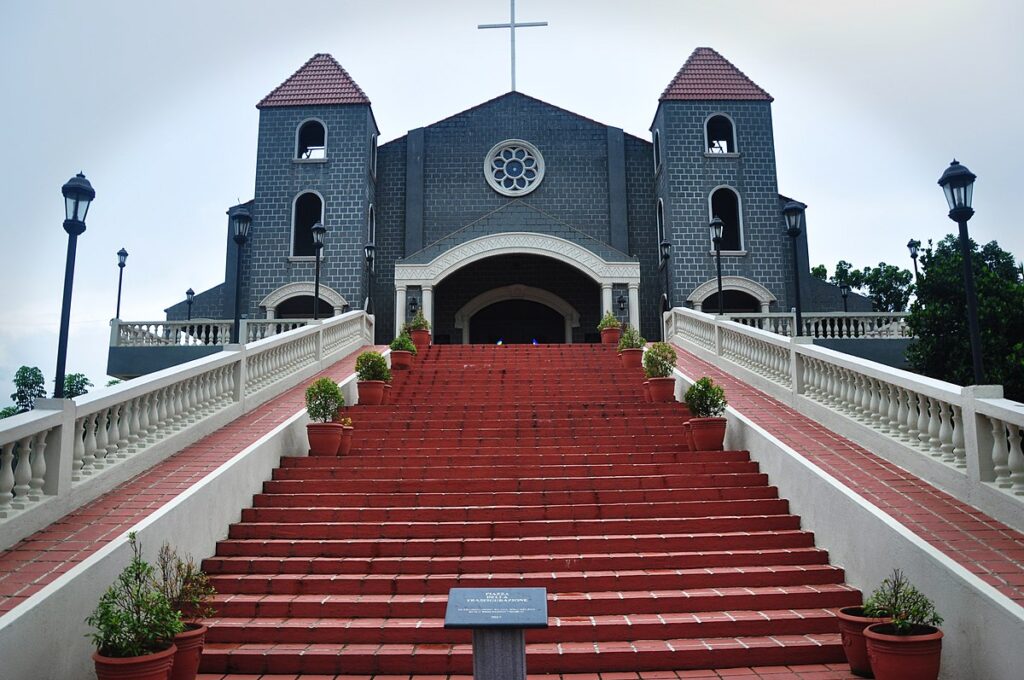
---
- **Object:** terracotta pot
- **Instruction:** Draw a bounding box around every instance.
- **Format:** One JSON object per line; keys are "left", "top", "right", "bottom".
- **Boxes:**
{"left": 390, "top": 349, "right": 413, "bottom": 370}
{"left": 383, "top": 383, "right": 393, "bottom": 404}
{"left": 600, "top": 327, "right": 622, "bottom": 345}
{"left": 337, "top": 426, "right": 354, "bottom": 456}
{"left": 409, "top": 329, "right": 430, "bottom": 352}
{"left": 865, "top": 623, "right": 943, "bottom": 680}
{"left": 642, "top": 380, "right": 651, "bottom": 402}
{"left": 621, "top": 348, "right": 643, "bottom": 369}
{"left": 689, "top": 416, "right": 727, "bottom": 451}
{"left": 358, "top": 380, "right": 385, "bottom": 405}
{"left": 647, "top": 376, "right": 675, "bottom": 402}
{"left": 837, "top": 607, "right": 890, "bottom": 678}
{"left": 93, "top": 643, "right": 177, "bottom": 680}
{"left": 171, "top": 624, "right": 207, "bottom": 680}
{"left": 306, "top": 422, "right": 344, "bottom": 456}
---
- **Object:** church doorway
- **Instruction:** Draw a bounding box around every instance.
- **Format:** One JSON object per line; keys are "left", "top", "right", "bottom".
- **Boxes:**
{"left": 275, "top": 295, "right": 335, "bottom": 319}
{"left": 469, "top": 299, "right": 565, "bottom": 344}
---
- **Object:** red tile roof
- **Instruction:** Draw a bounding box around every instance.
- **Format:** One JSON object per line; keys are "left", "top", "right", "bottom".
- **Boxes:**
{"left": 257, "top": 53, "right": 370, "bottom": 109}
{"left": 661, "top": 47, "right": 772, "bottom": 102}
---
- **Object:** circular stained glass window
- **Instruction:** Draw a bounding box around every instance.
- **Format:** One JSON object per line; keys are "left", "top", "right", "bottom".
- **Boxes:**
{"left": 484, "top": 139, "right": 545, "bottom": 197}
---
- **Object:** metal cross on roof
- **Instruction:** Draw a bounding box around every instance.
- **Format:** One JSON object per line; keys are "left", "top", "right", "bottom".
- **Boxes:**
{"left": 478, "top": 0, "right": 548, "bottom": 91}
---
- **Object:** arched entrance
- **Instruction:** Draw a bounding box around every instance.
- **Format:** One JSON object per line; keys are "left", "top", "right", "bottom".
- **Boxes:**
{"left": 454, "top": 284, "right": 580, "bottom": 343}
{"left": 470, "top": 300, "right": 565, "bottom": 344}
{"left": 275, "top": 296, "right": 335, "bottom": 319}
{"left": 687, "top": 276, "right": 776, "bottom": 313}
{"left": 700, "top": 290, "right": 761, "bottom": 313}
{"left": 259, "top": 282, "right": 349, "bottom": 319}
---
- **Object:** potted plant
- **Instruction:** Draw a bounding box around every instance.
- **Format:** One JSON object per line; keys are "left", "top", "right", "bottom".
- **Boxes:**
{"left": 405, "top": 310, "right": 431, "bottom": 352}
{"left": 389, "top": 332, "right": 417, "bottom": 370}
{"left": 617, "top": 325, "right": 646, "bottom": 369}
{"left": 684, "top": 377, "right": 728, "bottom": 451}
{"left": 863, "top": 569, "right": 944, "bottom": 680}
{"left": 837, "top": 603, "right": 891, "bottom": 678}
{"left": 355, "top": 351, "right": 392, "bottom": 405}
{"left": 154, "top": 543, "right": 216, "bottom": 680}
{"left": 643, "top": 342, "right": 677, "bottom": 402}
{"left": 597, "top": 310, "right": 622, "bottom": 345}
{"left": 86, "top": 533, "right": 183, "bottom": 680}
{"left": 305, "top": 377, "right": 345, "bottom": 455}
{"left": 335, "top": 415, "right": 354, "bottom": 456}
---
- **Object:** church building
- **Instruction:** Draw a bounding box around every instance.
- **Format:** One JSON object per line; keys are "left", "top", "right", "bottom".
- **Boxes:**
{"left": 167, "top": 47, "right": 852, "bottom": 344}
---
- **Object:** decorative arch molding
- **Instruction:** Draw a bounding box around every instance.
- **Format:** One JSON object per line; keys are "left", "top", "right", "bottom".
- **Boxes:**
{"left": 687, "top": 276, "right": 776, "bottom": 313}
{"left": 259, "top": 281, "right": 349, "bottom": 319}
{"left": 394, "top": 232, "right": 640, "bottom": 287}
{"left": 454, "top": 285, "right": 580, "bottom": 344}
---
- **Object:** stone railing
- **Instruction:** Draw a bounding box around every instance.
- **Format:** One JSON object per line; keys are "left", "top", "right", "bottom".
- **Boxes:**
{"left": 725, "top": 311, "right": 911, "bottom": 339}
{"left": 665, "top": 307, "right": 1024, "bottom": 532}
{"left": 113, "top": 319, "right": 315, "bottom": 347}
{"left": 0, "top": 311, "right": 374, "bottom": 550}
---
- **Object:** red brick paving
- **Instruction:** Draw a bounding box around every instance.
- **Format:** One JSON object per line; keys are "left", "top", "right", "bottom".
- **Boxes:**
{"left": 196, "top": 665, "right": 860, "bottom": 679}
{"left": 0, "top": 346, "right": 378, "bottom": 616}
{"left": 671, "top": 344, "right": 1024, "bottom": 608}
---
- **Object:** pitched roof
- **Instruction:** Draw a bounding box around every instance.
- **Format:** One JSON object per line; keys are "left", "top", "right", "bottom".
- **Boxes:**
{"left": 257, "top": 53, "right": 370, "bottom": 109}
{"left": 660, "top": 47, "right": 772, "bottom": 102}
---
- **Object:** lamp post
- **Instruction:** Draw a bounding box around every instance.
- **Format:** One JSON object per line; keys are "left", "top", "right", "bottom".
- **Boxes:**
{"left": 229, "top": 205, "right": 252, "bottom": 344}
{"left": 115, "top": 248, "right": 128, "bottom": 318}
{"left": 185, "top": 288, "right": 195, "bottom": 321}
{"left": 54, "top": 172, "right": 95, "bottom": 398}
{"left": 907, "top": 239, "right": 921, "bottom": 281}
{"left": 839, "top": 283, "right": 850, "bottom": 313}
{"left": 659, "top": 239, "right": 672, "bottom": 311}
{"left": 311, "top": 222, "right": 326, "bottom": 320}
{"left": 783, "top": 200, "right": 807, "bottom": 336}
{"left": 938, "top": 159, "right": 983, "bottom": 384}
{"left": 364, "top": 242, "right": 376, "bottom": 315}
{"left": 710, "top": 216, "right": 725, "bottom": 314}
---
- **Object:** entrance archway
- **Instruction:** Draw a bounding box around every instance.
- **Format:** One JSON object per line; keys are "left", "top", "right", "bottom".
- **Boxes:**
{"left": 470, "top": 300, "right": 565, "bottom": 344}
{"left": 259, "top": 282, "right": 349, "bottom": 319}
{"left": 454, "top": 284, "right": 580, "bottom": 344}
{"left": 687, "top": 276, "right": 776, "bottom": 313}
{"left": 275, "top": 296, "right": 335, "bottom": 319}
{"left": 700, "top": 290, "right": 762, "bottom": 313}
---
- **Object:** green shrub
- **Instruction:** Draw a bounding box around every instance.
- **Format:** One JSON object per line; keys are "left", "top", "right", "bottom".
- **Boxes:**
{"left": 863, "top": 569, "right": 943, "bottom": 634}
{"left": 305, "top": 377, "right": 345, "bottom": 423}
{"left": 355, "top": 351, "right": 392, "bottom": 382}
{"left": 86, "top": 533, "right": 183, "bottom": 658}
{"left": 389, "top": 332, "right": 418, "bottom": 355}
{"left": 154, "top": 543, "right": 216, "bottom": 623}
{"left": 597, "top": 310, "right": 622, "bottom": 331}
{"left": 684, "top": 377, "right": 727, "bottom": 418}
{"left": 617, "top": 325, "right": 646, "bottom": 351}
{"left": 404, "top": 310, "right": 431, "bottom": 332}
{"left": 642, "top": 342, "right": 677, "bottom": 379}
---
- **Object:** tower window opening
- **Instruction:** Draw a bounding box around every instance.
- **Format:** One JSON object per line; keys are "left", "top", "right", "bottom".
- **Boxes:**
{"left": 706, "top": 115, "right": 735, "bottom": 154}
{"left": 710, "top": 187, "right": 743, "bottom": 251}
{"left": 297, "top": 120, "right": 326, "bottom": 159}
{"left": 292, "top": 192, "right": 323, "bottom": 256}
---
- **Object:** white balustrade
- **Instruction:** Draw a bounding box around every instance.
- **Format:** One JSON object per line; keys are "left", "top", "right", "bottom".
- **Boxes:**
{"left": 665, "top": 306, "right": 1024, "bottom": 531}
{"left": 0, "top": 311, "right": 373, "bottom": 549}
{"left": 115, "top": 321, "right": 234, "bottom": 347}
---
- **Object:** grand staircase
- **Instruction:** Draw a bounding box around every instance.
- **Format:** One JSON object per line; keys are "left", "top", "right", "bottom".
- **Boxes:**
{"left": 199, "top": 343, "right": 859, "bottom": 675}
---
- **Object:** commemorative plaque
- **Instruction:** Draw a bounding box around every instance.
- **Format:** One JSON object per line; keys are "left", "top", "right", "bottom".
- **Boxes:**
{"left": 445, "top": 588, "right": 548, "bottom": 679}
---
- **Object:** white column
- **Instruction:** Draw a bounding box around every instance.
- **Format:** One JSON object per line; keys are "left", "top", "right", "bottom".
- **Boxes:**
{"left": 564, "top": 318, "right": 573, "bottom": 344}
{"left": 601, "top": 283, "right": 613, "bottom": 316}
{"left": 395, "top": 285, "right": 407, "bottom": 338}
{"left": 422, "top": 285, "right": 434, "bottom": 331}
{"left": 266, "top": 308, "right": 276, "bottom": 320}
{"left": 628, "top": 282, "right": 640, "bottom": 329}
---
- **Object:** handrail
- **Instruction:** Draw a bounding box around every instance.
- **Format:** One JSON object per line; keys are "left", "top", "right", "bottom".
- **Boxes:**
{"left": 724, "top": 311, "right": 912, "bottom": 339}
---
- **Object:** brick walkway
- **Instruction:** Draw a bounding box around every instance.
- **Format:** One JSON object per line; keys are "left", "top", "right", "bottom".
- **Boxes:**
{"left": 196, "top": 665, "right": 860, "bottom": 679}
{"left": 0, "top": 346, "right": 377, "bottom": 617}
{"left": 671, "top": 344, "right": 1024, "bottom": 608}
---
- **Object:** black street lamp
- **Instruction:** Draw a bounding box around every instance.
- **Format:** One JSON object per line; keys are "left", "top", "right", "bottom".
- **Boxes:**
{"left": 185, "top": 288, "right": 195, "bottom": 321}
{"left": 408, "top": 296, "right": 419, "bottom": 317}
{"left": 839, "top": 283, "right": 850, "bottom": 313}
{"left": 311, "top": 222, "right": 326, "bottom": 320}
{"left": 659, "top": 239, "right": 672, "bottom": 310}
{"left": 617, "top": 292, "right": 627, "bottom": 313}
{"left": 710, "top": 216, "right": 725, "bottom": 314}
{"left": 229, "top": 205, "right": 252, "bottom": 344}
{"left": 907, "top": 239, "right": 921, "bottom": 281}
{"left": 364, "top": 242, "right": 376, "bottom": 315}
{"left": 115, "top": 248, "right": 128, "bottom": 318}
{"left": 783, "top": 200, "right": 807, "bottom": 336}
{"left": 938, "top": 159, "right": 983, "bottom": 383}
{"left": 54, "top": 172, "right": 95, "bottom": 398}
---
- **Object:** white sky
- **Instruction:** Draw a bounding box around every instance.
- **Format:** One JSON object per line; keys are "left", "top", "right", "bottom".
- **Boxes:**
{"left": 0, "top": 0, "right": 1021, "bottom": 404}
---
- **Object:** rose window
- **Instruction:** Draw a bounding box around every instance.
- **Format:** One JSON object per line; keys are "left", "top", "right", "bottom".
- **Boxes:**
{"left": 484, "top": 139, "right": 545, "bottom": 197}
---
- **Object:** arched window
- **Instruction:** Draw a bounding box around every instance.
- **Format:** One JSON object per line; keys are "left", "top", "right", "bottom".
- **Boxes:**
{"left": 656, "top": 198, "right": 665, "bottom": 244}
{"left": 292, "top": 192, "right": 323, "bottom": 256}
{"left": 710, "top": 187, "right": 743, "bottom": 251}
{"left": 652, "top": 129, "right": 662, "bottom": 171}
{"left": 705, "top": 114, "right": 736, "bottom": 154}
{"left": 369, "top": 134, "right": 378, "bottom": 177}
{"left": 296, "top": 120, "right": 326, "bottom": 159}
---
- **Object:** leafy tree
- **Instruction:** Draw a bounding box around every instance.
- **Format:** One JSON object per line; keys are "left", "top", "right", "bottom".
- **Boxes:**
{"left": 830, "top": 260, "right": 865, "bottom": 289}
{"left": 827, "top": 260, "right": 913, "bottom": 312}
{"left": 907, "top": 235, "right": 1024, "bottom": 400}
{"left": 106, "top": 378, "right": 122, "bottom": 387}
{"left": 0, "top": 405, "right": 19, "bottom": 419}
{"left": 63, "top": 373, "right": 93, "bottom": 399}
{"left": 810, "top": 264, "right": 828, "bottom": 281}
{"left": 11, "top": 366, "right": 46, "bottom": 413}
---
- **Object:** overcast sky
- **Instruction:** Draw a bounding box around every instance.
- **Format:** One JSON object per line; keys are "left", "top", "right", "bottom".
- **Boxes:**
{"left": 0, "top": 0, "right": 1021, "bottom": 404}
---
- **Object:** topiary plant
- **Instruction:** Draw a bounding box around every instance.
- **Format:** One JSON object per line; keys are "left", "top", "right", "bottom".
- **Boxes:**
{"left": 389, "top": 332, "right": 418, "bottom": 355}
{"left": 86, "top": 533, "right": 183, "bottom": 658}
{"left": 597, "top": 310, "right": 622, "bottom": 331}
{"left": 642, "top": 342, "right": 677, "bottom": 378}
{"left": 684, "top": 377, "right": 727, "bottom": 418}
{"left": 404, "top": 310, "right": 431, "bottom": 332}
{"left": 355, "top": 351, "right": 392, "bottom": 382}
{"left": 154, "top": 543, "right": 216, "bottom": 623}
{"left": 305, "top": 377, "right": 345, "bottom": 423}
{"left": 617, "top": 325, "right": 646, "bottom": 351}
{"left": 863, "top": 569, "right": 942, "bottom": 635}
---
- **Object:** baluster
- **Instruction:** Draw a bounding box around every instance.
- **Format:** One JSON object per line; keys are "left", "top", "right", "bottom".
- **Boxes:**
{"left": 94, "top": 409, "right": 110, "bottom": 468}
{"left": 926, "top": 398, "right": 942, "bottom": 456}
{"left": 82, "top": 412, "right": 99, "bottom": 473}
{"left": 128, "top": 396, "right": 142, "bottom": 444}
{"left": 106, "top": 404, "right": 123, "bottom": 457}
{"left": 136, "top": 393, "right": 152, "bottom": 440}
{"left": 115, "top": 401, "right": 132, "bottom": 452}
{"left": 915, "top": 394, "right": 931, "bottom": 448}
{"left": 28, "top": 430, "right": 48, "bottom": 501}
{"left": 72, "top": 416, "right": 86, "bottom": 481}
{"left": 12, "top": 435, "right": 33, "bottom": 509}
{"left": 895, "top": 389, "right": 911, "bottom": 440}
{"left": 865, "top": 378, "right": 880, "bottom": 424}
{"left": 0, "top": 441, "right": 16, "bottom": 514}
{"left": 876, "top": 380, "right": 891, "bottom": 432}
{"left": 990, "top": 418, "right": 1010, "bottom": 485}
{"left": 156, "top": 387, "right": 170, "bottom": 433}
{"left": 1007, "top": 424, "right": 1024, "bottom": 495}
{"left": 951, "top": 406, "right": 966, "bottom": 467}
{"left": 938, "top": 402, "right": 955, "bottom": 463}
{"left": 904, "top": 392, "right": 922, "bottom": 443}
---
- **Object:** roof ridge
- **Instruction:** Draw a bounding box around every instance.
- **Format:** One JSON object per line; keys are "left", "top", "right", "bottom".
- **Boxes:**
{"left": 660, "top": 47, "right": 772, "bottom": 102}
{"left": 257, "top": 53, "right": 371, "bottom": 109}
